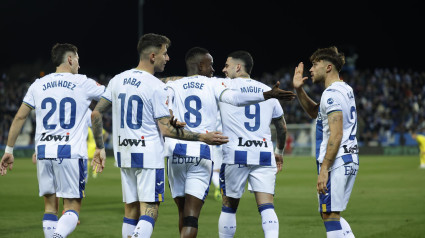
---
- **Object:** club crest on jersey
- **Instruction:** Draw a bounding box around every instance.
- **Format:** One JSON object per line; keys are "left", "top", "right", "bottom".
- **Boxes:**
{"left": 237, "top": 137, "right": 268, "bottom": 147}
{"left": 327, "top": 98, "right": 334, "bottom": 104}
{"left": 118, "top": 135, "right": 146, "bottom": 147}
{"left": 40, "top": 133, "right": 69, "bottom": 142}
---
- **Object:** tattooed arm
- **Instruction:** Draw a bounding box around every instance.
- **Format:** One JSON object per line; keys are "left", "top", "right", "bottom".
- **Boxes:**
{"left": 156, "top": 116, "right": 228, "bottom": 145}
{"left": 272, "top": 115, "right": 287, "bottom": 173}
{"left": 317, "top": 111, "right": 343, "bottom": 194}
{"left": 90, "top": 98, "right": 112, "bottom": 173}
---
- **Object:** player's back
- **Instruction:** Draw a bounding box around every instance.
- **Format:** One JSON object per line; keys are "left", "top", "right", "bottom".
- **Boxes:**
{"left": 219, "top": 78, "right": 283, "bottom": 166}
{"left": 317, "top": 81, "right": 359, "bottom": 168}
{"left": 105, "top": 69, "right": 169, "bottom": 168}
{"left": 24, "top": 73, "right": 105, "bottom": 159}
{"left": 166, "top": 75, "right": 227, "bottom": 133}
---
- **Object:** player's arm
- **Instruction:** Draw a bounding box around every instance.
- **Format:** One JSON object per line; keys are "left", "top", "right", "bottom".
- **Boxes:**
{"left": 1, "top": 104, "right": 32, "bottom": 175}
{"left": 156, "top": 116, "right": 228, "bottom": 145}
{"left": 292, "top": 62, "right": 319, "bottom": 119}
{"left": 317, "top": 111, "right": 343, "bottom": 194}
{"left": 272, "top": 115, "right": 287, "bottom": 173}
{"left": 91, "top": 98, "right": 112, "bottom": 173}
{"left": 219, "top": 81, "right": 295, "bottom": 107}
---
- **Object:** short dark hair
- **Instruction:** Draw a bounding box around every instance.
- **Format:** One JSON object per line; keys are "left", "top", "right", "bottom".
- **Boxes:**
{"left": 51, "top": 43, "right": 78, "bottom": 67}
{"left": 185, "top": 47, "right": 209, "bottom": 63}
{"left": 310, "top": 46, "right": 345, "bottom": 72}
{"left": 137, "top": 33, "right": 171, "bottom": 58}
{"left": 227, "top": 50, "right": 253, "bottom": 74}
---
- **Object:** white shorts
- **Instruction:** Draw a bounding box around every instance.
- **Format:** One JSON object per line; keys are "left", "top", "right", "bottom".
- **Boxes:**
{"left": 220, "top": 163, "right": 277, "bottom": 198}
{"left": 212, "top": 145, "right": 223, "bottom": 171}
{"left": 167, "top": 156, "right": 213, "bottom": 201}
{"left": 120, "top": 168, "right": 165, "bottom": 203}
{"left": 37, "top": 158, "right": 86, "bottom": 198}
{"left": 318, "top": 162, "right": 359, "bottom": 212}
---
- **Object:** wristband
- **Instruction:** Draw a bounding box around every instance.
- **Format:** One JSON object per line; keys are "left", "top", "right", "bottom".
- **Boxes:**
{"left": 5, "top": 146, "right": 13, "bottom": 154}
{"left": 274, "top": 147, "right": 284, "bottom": 155}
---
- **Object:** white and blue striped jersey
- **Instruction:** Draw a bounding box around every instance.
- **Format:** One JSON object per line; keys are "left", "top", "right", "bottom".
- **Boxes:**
{"left": 219, "top": 78, "right": 283, "bottom": 166}
{"left": 23, "top": 73, "right": 105, "bottom": 159}
{"left": 102, "top": 69, "right": 170, "bottom": 169}
{"left": 164, "top": 75, "right": 228, "bottom": 159}
{"left": 316, "top": 82, "right": 359, "bottom": 169}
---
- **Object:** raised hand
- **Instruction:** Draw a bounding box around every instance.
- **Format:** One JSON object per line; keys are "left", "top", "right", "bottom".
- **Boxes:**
{"left": 0, "top": 153, "right": 14, "bottom": 176}
{"left": 200, "top": 131, "right": 229, "bottom": 145}
{"left": 263, "top": 81, "right": 296, "bottom": 101}
{"left": 293, "top": 62, "right": 309, "bottom": 90}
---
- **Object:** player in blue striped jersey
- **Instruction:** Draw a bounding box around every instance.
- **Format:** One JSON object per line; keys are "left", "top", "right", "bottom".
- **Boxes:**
{"left": 293, "top": 46, "right": 358, "bottom": 238}
{"left": 217, "top": 51, "right": 290, "bottom": 238}
{"left": 1, "top": 43, "right": 105, "bottom": 238}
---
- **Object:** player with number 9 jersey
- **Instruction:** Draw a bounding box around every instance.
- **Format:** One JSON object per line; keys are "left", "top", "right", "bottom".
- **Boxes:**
{"left": 219, "top": 78, "right": 283, "bottom": 167}
{"left": 101, "top": 69, "right": 170, "bottom": 168}
{"left": 23, "top": 73, "right": 105, "bottom": 160}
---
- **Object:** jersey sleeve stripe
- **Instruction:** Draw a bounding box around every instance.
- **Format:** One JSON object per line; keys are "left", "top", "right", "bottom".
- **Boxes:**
{"left": 23, "top": 101, "right": 35, "bottom": 109}
{"left": 101, "top": 96, "right": 112, "bottom": 103}
{"left": 327, "top": 110, "right": 342, "bottom": 115}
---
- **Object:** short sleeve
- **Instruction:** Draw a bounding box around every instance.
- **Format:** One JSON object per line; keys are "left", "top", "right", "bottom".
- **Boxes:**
{"left": 22, "top": 83, "right": 36, "bottom": 109}
{"left": 101, "top": 81, "right": 113, "bottom": 103}
{"left": 152, "top": 85, "right": 171, "bottom": 119}
{"left": 322, "top": 89, "right": 343, "bottom": 114}
{"left": 271, "top": 99, "right": 284, "bottom": 118}
{"left": 83, "top": 77, "right": 106, "bottom": 101}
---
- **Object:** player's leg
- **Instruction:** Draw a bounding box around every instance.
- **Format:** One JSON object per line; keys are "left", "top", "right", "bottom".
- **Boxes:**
{"left": 212, "top": 145, "right": 223, "bottom": 201}
{"left": 179, "top": 158, "right": 213, "bottom": 238}
{"left": 250, "top": 165, "right": 279, "bottom": 238}
{"left": 340, "top": 216, "right": 355, "bottom": 238}
{"left": 319, "top": 162, "right": 358, "bottom": 238}
{"left": 43, "top": 194, "right": 59, "bottom": 238}
{"left": 52, "top": 158, "right": 85, "bottom": 238}
{"left": 131, "top": 168, "right": 165, "bottom": 238}
{"left": 131, "top": 202, "right": 159, "bottom": 238}
{"left": 180, "top": 194, "right": 204, "bottom": 238}
{"left": 37, "top": 159, "right": 59, "bottom": 238}
{"left": 174, "top": 197, "right": 185, "bottom": 232}
{"left": 420, "top": 151, "right": 425, "bottom": 168}
{"left": 55, "top": 198, "right": 82, "bottom": 237}
{"left": 218, "top": 163, "right": 249, "bottom": 238}
{"left": 123, "top": 202, "right": 139, "bottom": 238}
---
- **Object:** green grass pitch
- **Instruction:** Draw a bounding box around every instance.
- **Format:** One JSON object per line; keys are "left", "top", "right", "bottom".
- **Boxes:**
{"left": 0, "top": 155, "right": 424, "bottom": 237}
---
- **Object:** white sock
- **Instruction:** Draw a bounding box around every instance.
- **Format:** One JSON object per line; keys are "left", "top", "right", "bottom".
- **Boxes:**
{"left": 212, "top": 171, "right": 220, "bottom": 188}
{"left": 340, "top": 217, "right": 355, "bottom": 237}
{"left": 324, "top": 219, "right": 344, "bottom": 238}
{"left": 42, "top": 213, "right": 58, "bottom": 238}
{"left": 131, "top": 215, "right": 155, "bottom": 238}
{"left": 259, "top": 207, "right": 279, "bottom": 238}
{"left": 218, "top": 206, "right": 237, "bottom": 238}
{"left": 52, "top": 210, "right": 79, "bottom": 238}
{"left": 122, "top": 217, "right": 138, "bottom": 238}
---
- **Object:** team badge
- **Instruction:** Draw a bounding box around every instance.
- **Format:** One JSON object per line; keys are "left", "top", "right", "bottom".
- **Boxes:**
{"left": 327, "top": 98, "right": 334, "bottom": 104}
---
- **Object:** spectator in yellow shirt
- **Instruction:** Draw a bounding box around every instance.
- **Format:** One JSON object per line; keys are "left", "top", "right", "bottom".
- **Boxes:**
{"left": 410, "top": 131, "right": 425, "bottom": 168}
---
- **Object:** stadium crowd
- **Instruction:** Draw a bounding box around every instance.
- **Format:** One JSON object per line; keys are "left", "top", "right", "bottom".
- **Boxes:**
{"left": 1, "top": 66, "right": 424, "bottom": 147}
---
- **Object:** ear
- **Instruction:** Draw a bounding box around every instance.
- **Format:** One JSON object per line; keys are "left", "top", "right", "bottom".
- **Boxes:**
{"left": 326, "top": 64, "right": 333, "bottom": 73}
{"left": 236, "top": 64, "right": 242, "bottom": 72}
{"left": 67, "top": 55, "right": 73, "bottom": 66}
{"left": 149, "top": 52, "right": 156, "bottom": 63}
{"left": 198, "top": 61, "right": 204, "bottom": 71}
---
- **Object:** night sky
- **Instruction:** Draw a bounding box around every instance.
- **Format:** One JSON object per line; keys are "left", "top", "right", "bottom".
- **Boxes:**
{"left": 1, "top": 0, "right": 424, "bottom": 80}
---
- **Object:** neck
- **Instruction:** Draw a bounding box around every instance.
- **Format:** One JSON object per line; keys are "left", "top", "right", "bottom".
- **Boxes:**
{"left": 135, "top": 60, "right": 154, "bottom": 75}
{"left": 324, "top": 74, "right": 342, "bottom": 88}
{"left": 237, "top": 72, "right": 250, "bottom": 78}
{"left": 55, "top": 65, "right": 72, "bottom": 74}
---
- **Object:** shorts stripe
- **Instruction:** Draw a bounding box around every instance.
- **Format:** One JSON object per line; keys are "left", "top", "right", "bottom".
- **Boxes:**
{"left": 79, "top": 159, "right": 86, "bottom": 198}
{"left": 219, "top": 163, "right": 226, "bottom": 196}
{"left": 155, "top": 169, "right": 165, "bottom": 202}
{"left": 319, "top": 171, "right": 331, "bottom": 213}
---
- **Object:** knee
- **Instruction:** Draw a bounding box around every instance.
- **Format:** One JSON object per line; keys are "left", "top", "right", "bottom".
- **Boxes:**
{"left": 183, "top": 216, "right": 198, "bottom": 228}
